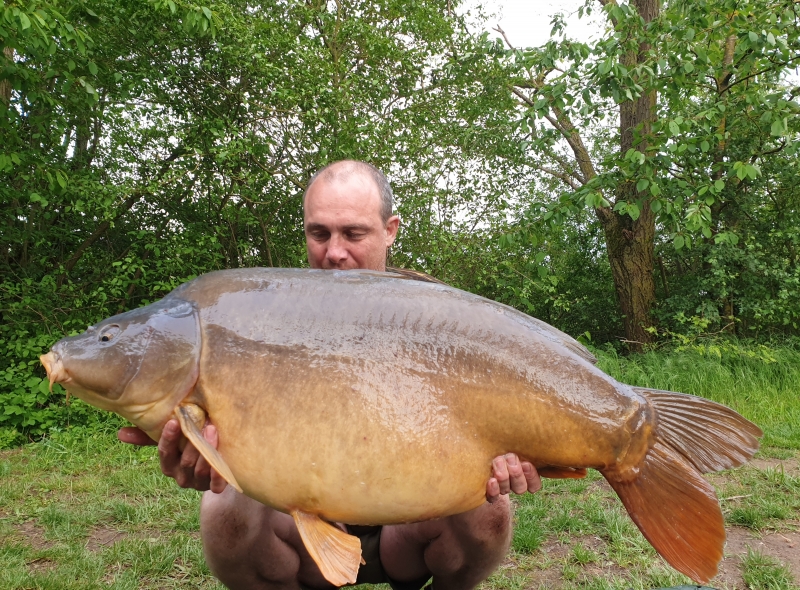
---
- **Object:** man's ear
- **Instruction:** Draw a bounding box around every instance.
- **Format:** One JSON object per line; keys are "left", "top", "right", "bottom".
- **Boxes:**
{"left": 384, "top": 215, "right": 400, "bottom": 247}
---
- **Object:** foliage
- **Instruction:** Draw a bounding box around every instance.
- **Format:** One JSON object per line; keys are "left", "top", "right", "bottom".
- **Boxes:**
{"left": 499, "top": 0, "right": 800, "bottom": 344}
{"left": 2, "top": 0, "right": 800, "bottom": 436}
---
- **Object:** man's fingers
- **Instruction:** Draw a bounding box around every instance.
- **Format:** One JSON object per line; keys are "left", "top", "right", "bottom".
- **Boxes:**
{"left": 158, "top": 420, "right": 184, "bottom": 477}
{"left": 522, "top": 462, "right": 542, "bottom": 494}
{"left": 118, "top": 426, "right": 157, "bottom": 446}
{"left": 486, "top": 478, "right": 500, "bottom": 503}
{"left": 505, "top": 453, "right": 529, "bottom": 495}
{"left": 491, "top": 456, "right": 511, "bottom": 495}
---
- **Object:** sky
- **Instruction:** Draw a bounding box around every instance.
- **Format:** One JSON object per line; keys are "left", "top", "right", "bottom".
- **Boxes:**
{"left": 477, "top": 0, "right": 605, "bottom": 48}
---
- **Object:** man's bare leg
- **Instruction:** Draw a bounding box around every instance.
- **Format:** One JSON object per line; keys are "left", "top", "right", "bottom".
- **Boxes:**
{"left": 202, "top": 487, "right": 512, "bottom": 590}
{"left": 380, "top": 495, "right": 513, "bottom": 590}
{"left": 200, "top": 487, "right": 336, "bottom": 590}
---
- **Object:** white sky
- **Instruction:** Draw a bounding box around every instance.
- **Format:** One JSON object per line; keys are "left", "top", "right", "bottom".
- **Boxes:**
{"left": 477, "top": 0, "right": 605, "bottom": 48}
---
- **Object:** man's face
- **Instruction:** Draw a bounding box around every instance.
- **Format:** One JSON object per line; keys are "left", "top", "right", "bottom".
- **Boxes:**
{"left": 304, "top": 173, "right": 400, "bottom": 271}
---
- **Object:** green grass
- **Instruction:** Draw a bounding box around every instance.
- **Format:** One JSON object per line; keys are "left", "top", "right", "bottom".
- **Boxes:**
{"left": 596, "top": 342, "right": 800, "bottom": 448}
{"left": 742, "top": 549, "right": 795, "bottom": 590}
{"left": 2, "top": 343, "right": 799, "bottom": 589}
{"left": 0, "top": 427, "right": 221, "bottom": 590}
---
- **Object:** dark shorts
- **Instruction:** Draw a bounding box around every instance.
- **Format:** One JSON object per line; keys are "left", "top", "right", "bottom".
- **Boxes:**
{"left": 301, "top": 525, "right": 431, "bottom": 590}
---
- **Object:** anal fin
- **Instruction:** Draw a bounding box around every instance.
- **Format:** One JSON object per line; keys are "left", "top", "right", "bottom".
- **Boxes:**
{"left": 538, "top": 466, "right": 587, "bottom": 479}
{"left": 292, "top": 510, "right": 362, "bottom": 586}
{"left": 603, "top": 441, "right": 724, "bottom": 584}
{"left": 174, "top": 403, "right": 243, "bottom": 493}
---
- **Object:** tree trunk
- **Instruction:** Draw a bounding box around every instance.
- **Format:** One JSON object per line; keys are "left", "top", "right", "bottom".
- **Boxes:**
{"left": 596, "top": 0, "right": 659, "bottom": 350}
{"left": 0, "top": 47, "right": 14, "bottom": 104}
{"left": 597, "top": 204, "right": 656, "bottom": 348}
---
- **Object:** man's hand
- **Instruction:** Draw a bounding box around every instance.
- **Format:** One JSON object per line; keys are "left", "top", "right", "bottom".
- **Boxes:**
{"left": 486, "top": 453, "right": 541, "bottom": 503}
{"left": 117, "top": 421, "right": 228, "bottom": 494}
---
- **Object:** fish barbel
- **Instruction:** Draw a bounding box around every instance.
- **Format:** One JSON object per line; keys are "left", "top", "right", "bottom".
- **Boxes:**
{"left": 40, "top": 268, "right": 762, "bottom": 585}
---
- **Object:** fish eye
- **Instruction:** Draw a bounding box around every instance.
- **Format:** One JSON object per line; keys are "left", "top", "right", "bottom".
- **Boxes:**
{"left": 99, "top": 325, "right": 120, "bottom": 343}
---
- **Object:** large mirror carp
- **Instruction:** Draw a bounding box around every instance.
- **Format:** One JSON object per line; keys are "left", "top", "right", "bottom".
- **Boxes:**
{"left": 40, "top": 268, "right": 762, "bottom": 586}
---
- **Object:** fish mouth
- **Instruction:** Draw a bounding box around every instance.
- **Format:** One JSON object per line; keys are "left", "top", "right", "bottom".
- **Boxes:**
{"left": 40, "top": 351, "right": 71, "bottom": 391}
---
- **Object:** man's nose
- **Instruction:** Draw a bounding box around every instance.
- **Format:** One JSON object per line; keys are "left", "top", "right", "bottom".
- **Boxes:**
{"left": 326, "top": 236, "right": 348, "bottom": 263}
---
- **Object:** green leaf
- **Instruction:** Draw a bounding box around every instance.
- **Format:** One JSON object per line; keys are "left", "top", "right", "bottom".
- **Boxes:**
{"left": 702, "top": 227, "right": 712, "bottom": 239}
{"left": 714, "top": 179, "right": 725, "bottom": 191}
{"left": 537, "top": 265, "right": 548, "bottom": 279}
{"left": 683, "top": 62, "right": 694, "bottom": 74}
{"left": 674, "top": 235, "right": 685, "bottom": 250}
{"left": 749, "top": 31, "right": 759, "bottom": 42}
{"left": 771, "top": 119, "right": 785, "bottom": 136}
{"left": 636, "top": 178, "right": 649, "bottom": 192}
{"left": 736, "top": 163, "right": 747, "bottom": 180}
{"left": 649, "top": 184, "right": 661, "bottom": 196}
{"left": 19, "top": 12, "right": 31, "bottom": 30}
{"left": 669, "top": 121, "right": 680, "bottom": 135}
{"left": 534, "top": 252, "right": 546, "bottom": 264}
{"left": 701, "top": 140, "right": 710, "bottom": 152}
{"left": 202, "top": 6, "right": 213, "bottom": 20}
{"left": 88, "top": 61, "right": 98, "bottom": 76}
{"left": 650, "top": 199, "right": 662, "bottom": 213}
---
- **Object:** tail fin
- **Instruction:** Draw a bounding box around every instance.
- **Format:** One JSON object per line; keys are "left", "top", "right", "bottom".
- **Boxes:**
{"left": 603, "top": 388, "right": 762, "bottom": 583}
{"left": 634, "top": 387, "right": 763, "bottom": 473}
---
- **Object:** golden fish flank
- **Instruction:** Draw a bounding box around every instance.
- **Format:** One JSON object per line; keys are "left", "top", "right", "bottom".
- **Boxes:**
{"left": 40, "top": 268, "right": 763, "bottom": 586}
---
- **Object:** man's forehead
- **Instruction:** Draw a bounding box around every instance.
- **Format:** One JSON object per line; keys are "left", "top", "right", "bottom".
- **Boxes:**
{"left": 305, "top": 175, "right": 381, "bottom": 212}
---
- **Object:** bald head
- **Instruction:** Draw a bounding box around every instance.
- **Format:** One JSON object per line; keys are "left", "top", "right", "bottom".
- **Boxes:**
{"left": 303, "top": 160, "right": 400, "bottom": 271}
{"left": 304, "top": 160, "right": 394, "bottom": 223}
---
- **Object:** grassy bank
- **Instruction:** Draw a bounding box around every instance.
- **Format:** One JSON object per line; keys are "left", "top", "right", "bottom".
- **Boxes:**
{"left": 596, "top": 342, "right": 800, "bottom": 449}
{"left": 1, "top": 343, "right": 798, "bottom": 589}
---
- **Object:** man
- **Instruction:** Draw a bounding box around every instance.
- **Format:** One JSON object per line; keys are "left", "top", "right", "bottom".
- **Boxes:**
{"left": 119, "top": 160, "right": 541, "bottom": 589}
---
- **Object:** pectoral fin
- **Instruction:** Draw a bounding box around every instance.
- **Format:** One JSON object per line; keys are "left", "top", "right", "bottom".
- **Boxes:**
{"left": 291, "top": 510, "right": 363, "bottom": 586}
{"left": 174, "top": 403, "right": 243, "bottom": 493}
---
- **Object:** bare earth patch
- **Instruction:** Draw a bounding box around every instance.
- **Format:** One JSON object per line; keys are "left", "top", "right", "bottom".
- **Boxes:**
{"left": 12, "top": 519, "right": 54, "bottom": 551}
{"left": 718, "top": 527, "right": 800, "bottom": 587}
{"left": 85, "top": 525, "right": 129, "bottom": 551}
{"left": 748, "top": 456, "right": 800, "bottom": 475}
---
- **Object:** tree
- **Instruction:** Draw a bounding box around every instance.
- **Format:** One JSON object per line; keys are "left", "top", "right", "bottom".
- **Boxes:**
{"left": 501, "top": 0, "right": 800, "bottom": 349}
{"left": 0, "top": 0, "right": 529, "bottom": 437}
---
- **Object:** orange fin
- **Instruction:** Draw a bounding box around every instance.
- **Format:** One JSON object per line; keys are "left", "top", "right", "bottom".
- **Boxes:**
{"left": 174, "top": 403, "right": 243, "bottom": 493}
{"left": 634, "top": 387, "right": 762, "bottom": 472}
{"left": 538, "top": 466, "right": 587, "bottom": 479}
{"left": 291, "top": 510, "right": 362, "bottom": 586}
{"left": 603, "top": 441, "right": 724, "bottom": 584}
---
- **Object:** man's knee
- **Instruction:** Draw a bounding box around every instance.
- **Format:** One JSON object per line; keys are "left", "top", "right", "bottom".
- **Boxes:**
{"left": 200, "top": 488, "right": 301, "bottom": 588}
{"left": 423, "top": 498, "right": 513, "bottom": 583}
{"left": 200, "top": 488, "right": 259, "bottom": 558}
